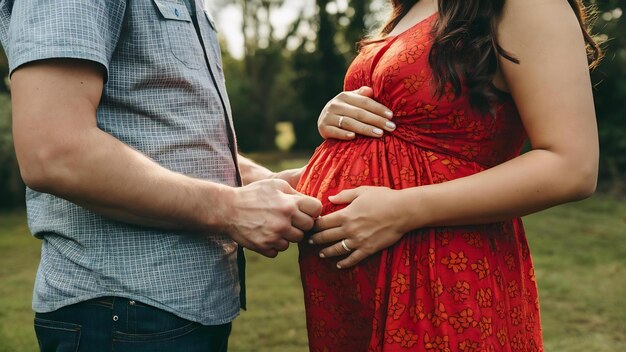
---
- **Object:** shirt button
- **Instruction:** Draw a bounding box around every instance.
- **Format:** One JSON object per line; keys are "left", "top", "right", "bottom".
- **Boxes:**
{"left": 174, "top": 8, "right": 180, "bottom": 17}
{"left": 129, "top": 300, "right": 136, "bottom": 305}
{"left": 113, "top": 315, "right": 119, "bottom": 322}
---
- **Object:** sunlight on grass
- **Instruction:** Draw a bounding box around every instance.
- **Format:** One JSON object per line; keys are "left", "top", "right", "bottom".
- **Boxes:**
{"left": 1, "top": 181, "right": 624, "bottom": 351}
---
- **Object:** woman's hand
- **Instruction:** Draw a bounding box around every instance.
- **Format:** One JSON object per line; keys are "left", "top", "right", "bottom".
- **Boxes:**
{"left": 318, "top": 87, "right": 396, "bottom": 140}
{"left": 308, "top": 186, "right": 418, "bottom": 269}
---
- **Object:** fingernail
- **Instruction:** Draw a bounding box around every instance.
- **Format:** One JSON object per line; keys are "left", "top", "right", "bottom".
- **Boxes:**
{"left": 385, "top": 121, "right": 396, "bottom": 130}
{"left": 336, "top": 264, "right": 342, "bottom": 269}
{"left": 373, "top": 128, "right": 383, "bottom": 135}
{"left": 308, "top": 239, "right": 314, "bottom": 245}
{"left": 385, "top": 110, "right": 393, "bottom": 118}
{"left": 319, "top": 253, "right": 325, "bottom": 258}
{"left": 346, "top": 132, "right": 355, "bottom": 138}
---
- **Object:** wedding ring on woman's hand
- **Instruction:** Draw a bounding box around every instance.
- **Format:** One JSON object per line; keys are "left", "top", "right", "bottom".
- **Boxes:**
{"left": 341, "top": 239, "right": 352, "bottom": 253}
{"left": 338, "top": 115, "right": 345, "bottom": 129}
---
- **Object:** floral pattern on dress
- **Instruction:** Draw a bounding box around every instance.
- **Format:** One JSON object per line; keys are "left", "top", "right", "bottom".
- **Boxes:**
{"left": 298, "top": 14, "right": 542, "bottom": 352}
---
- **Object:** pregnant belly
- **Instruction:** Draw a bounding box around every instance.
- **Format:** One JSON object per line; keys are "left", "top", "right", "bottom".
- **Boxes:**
{"left": 296, "top": 136, "right": 484, "bottom": 215}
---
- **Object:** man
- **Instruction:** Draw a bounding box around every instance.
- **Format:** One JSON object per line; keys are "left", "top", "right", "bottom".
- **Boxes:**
{"left": 0, "top": 0, "right": 321, "bottom": 350}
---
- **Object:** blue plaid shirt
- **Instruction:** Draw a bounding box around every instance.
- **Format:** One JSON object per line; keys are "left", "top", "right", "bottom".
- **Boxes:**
{"left": 1, "top": 0, "right": 245, "bottom": 325}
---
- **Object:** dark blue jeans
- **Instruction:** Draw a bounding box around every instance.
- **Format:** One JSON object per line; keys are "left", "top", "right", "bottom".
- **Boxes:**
{"left": 34, "top": 297, "right": 231, "bottom": 352}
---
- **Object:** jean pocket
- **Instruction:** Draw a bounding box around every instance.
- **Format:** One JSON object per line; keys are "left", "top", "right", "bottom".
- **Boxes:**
{"left": 114, "top": 301, "right": 201, "bottom": 342}
{"left": 34, "top": 317, "right": 81, "bottom": 352}
{"left": 153, "top": 0, "right": 203, "bottom": 70}
{"left": 113, "top": 321, "right": 201, "bottom": 343}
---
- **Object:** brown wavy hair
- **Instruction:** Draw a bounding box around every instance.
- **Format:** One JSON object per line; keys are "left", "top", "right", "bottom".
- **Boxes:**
{"left": 374, "top": 0, "right": 602, "bottom": 112}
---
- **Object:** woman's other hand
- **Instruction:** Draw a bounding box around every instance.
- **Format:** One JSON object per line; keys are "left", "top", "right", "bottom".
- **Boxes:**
{"left": 308, "top": 186, "right": 417, "bottom": 269}
{"left": 318, "top": 87, "right": 396, "bottom": 140}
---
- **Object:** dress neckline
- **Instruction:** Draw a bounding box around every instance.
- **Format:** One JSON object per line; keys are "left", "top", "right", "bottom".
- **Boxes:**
{"left": 383, "top": 12, "right": 438, "bottom": 41}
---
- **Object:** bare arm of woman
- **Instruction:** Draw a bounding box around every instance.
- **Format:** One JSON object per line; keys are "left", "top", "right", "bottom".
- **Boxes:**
{"left": 310, "top": 0, "right": 599, "bottom": 268}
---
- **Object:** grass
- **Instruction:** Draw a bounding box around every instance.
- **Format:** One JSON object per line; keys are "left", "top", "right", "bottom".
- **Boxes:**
{"left": 0, "top": 181, "right": 624, "bottom": 351}
{"left": 0, "top": 210, "right": 39, "bottom": 352}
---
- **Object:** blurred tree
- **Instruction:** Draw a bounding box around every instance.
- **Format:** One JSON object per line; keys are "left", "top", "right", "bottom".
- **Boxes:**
{"left": 344, "top": 0, "right": 371, "bottom": 49}
{"left": 591, "top": 1, "right": 625, "bottom": 193}
{"left": 291, "top": 0, "right": 374, "bottom": 150}
{"left": 225, "top": 0, "right": 306, "bottom": 152}
{"left": 0, "top": 93, "right": 24, "bottom": 209}
{"left": 0, "top": 47, "right": 8, "bottom": 93}
{"left": 1, "top": 47, "right": 21, "bottom": 208}
{"left": 220, "top": 0, "right": 377, "bottom": 151}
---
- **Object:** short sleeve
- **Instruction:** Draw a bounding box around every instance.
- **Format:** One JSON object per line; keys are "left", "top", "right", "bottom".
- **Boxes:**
{"left": 4, "top": 0, "right": 126, "bottom": 80}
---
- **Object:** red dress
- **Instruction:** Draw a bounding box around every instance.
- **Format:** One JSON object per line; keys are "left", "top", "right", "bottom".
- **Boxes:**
{"left": 297, "top": 15, "right": 544, "bottom": 352}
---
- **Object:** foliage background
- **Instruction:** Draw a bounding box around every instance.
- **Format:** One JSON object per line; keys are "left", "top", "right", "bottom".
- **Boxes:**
{"left": 0, "top": 1, "right": 623, "bottom": 351}
{"left": 0, "top": 0, "right": 624, "bottom": 207}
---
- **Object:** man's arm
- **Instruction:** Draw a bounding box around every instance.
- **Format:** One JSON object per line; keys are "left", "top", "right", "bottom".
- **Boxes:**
{"left": 11, "top": 59, "right": 321, "bottom": 257}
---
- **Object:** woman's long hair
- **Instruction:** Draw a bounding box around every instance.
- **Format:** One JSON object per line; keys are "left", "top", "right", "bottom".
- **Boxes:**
{"left": 374, "top": 0, "right": 602, "bottom": 112}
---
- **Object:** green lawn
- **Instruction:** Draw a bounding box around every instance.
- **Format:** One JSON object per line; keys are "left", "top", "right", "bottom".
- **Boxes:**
{"left": 1, "top": 194, "right": 624, "bottom": 352}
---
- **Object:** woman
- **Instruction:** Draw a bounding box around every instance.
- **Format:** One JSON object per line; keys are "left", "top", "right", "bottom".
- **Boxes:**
{"left": 297, "top": 0, "right": 601, "bottom": 351}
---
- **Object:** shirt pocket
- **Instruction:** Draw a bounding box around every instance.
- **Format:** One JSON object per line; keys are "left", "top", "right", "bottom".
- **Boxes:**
{"left": 153, "top": 0, "right": 203, "bottom": 70}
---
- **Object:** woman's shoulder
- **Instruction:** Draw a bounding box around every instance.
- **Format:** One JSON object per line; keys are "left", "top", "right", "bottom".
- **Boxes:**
{"left": 498, "top": 0, "right": 585, "bottom": 43}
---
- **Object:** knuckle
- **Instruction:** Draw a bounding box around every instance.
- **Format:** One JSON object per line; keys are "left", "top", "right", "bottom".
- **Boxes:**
{"left": 357, "top": 95, "right": 371, "bottom": 107}
{"left": 278, "top": 223, "right": 292, "bottom": 234}
{"left": 270, "top": 221, "right": 290, "bottom": 234}
{"left": 361, "top": 244, "right": 375, "bottom": 255}
{"left": 326, "top": 102, "right": 340, "bottom": 114}
{"left": 299, "top": 218, "right": 314, "bottom": 232}
{"left": 343, "top": 222, "right": 357, "bottom": 234}
{"left": 275, "top": 178, "right": 290, "bottom": 188}
{"left": 278, "top": 203, "right": 296, "bottom": 216}
{"left": 353, "top": 109, "right": 364, "bottom": 121}
{"left": 363, "top": 98, "right": 375, "bottom": 109}
{"left": 259, "top": 245, "right": 273, "bottom": 257}
{"left": 260, "top": 237, "right": 276, "bottom": 248}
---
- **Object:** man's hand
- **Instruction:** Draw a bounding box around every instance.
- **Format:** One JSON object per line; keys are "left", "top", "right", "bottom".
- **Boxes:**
{"left": 223, "top": 179, "right": 322, "bottom": 258}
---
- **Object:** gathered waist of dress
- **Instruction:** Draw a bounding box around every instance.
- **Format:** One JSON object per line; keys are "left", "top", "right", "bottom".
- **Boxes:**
{"left": 320, "top": 132, "right": 490, "bottom": 168}
{"left": 304, "top": 135, "right": 490, "bottom": 190}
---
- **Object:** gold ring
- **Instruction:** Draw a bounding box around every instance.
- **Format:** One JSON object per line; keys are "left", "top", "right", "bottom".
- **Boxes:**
{"left": 338, "top": 115, "right": 345, "bottom": 129}
{"left": 340, "top": 239, "right": 352, "bottom": 252}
